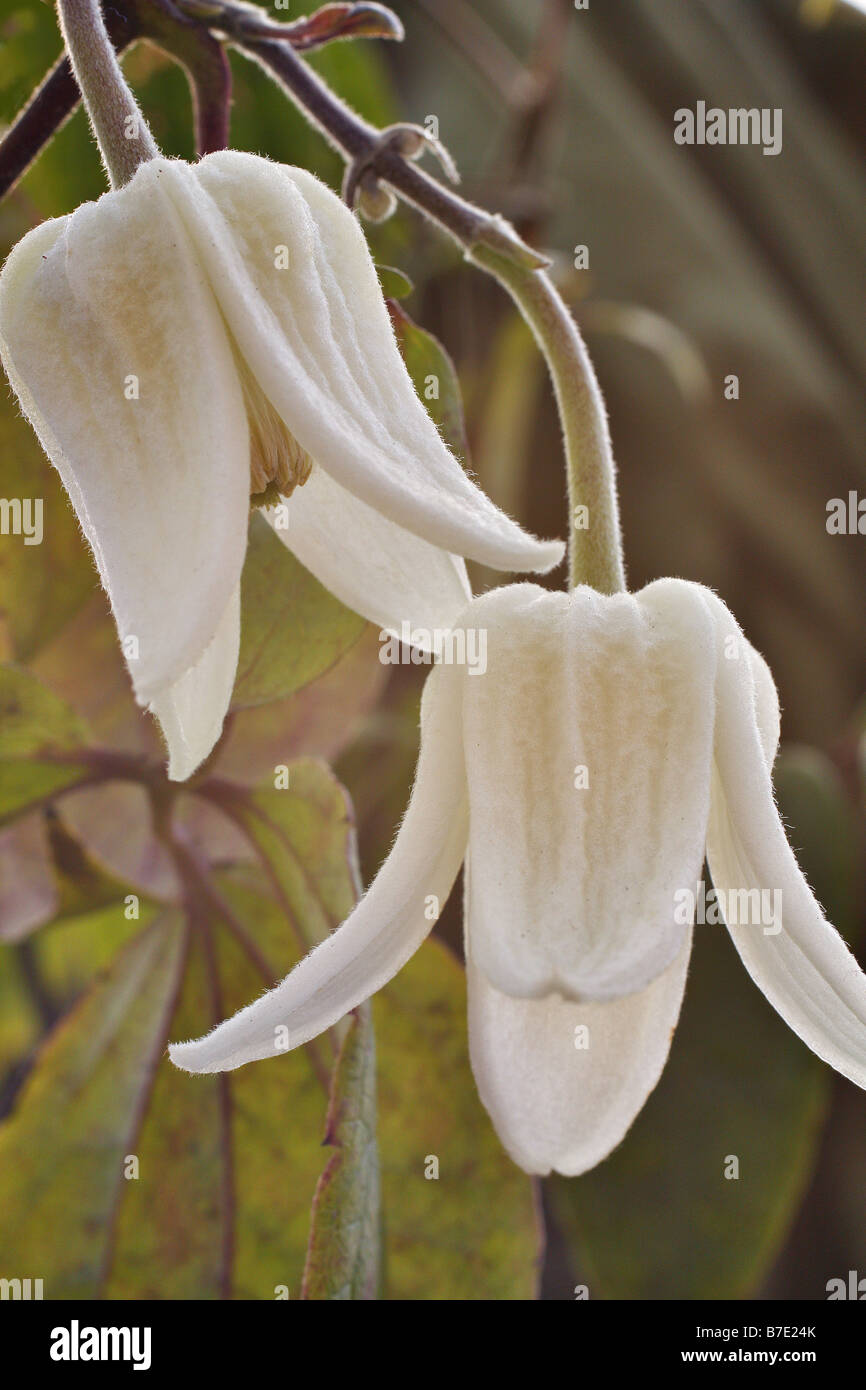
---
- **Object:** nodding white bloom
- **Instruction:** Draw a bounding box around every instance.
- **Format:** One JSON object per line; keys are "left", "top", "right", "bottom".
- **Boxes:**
{"left": 170, "top": 577, "right": 866, "bottom": 1175}
{"left": 0, "top": 151, "right": 562, "bottom": 781}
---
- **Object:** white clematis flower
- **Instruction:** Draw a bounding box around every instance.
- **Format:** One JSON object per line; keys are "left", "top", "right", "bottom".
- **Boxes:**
{"left": 169, "top": 577, "right": 866, "bottom": 1176}
{"left": 0, "top": 149, "right": 562, "bottom": 781}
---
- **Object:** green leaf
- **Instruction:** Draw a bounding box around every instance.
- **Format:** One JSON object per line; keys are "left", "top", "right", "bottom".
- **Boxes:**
{"left": 0, "top": 394, "right": 97, "bottom": 663}
{"left": 203, "top": 759, "right": 359, "bottom": 949}
{"left": 0, "top": 757, "right": 541, "bottom": 1299}
{"left": 102, "top": 869, "right": 332, "bottom": 1300}
{"left": 0, "top": 940, "right": 43, "bottom": 1088}
{"left": 0, "top": 665, "right": 88, "bottom": 757}
{"left": 0, "top": 898, "right": 156, "bottom": 1105}
{"left": 302, "top": 1005, "right": 380, "bottom": 1299}
{"left": 550, "top": 921, "right": 829, "bottom": 1299}
{"left": 37, "top": 899, "right": 158, "bottom": 1004}
{"left": 0, "top": 665, "right": 91, "bottom": 824}
{"left": 96, "top": 756, "right": 364, "bottom": 1299}
{"left": 0, "top": 762, "right": 364, "bottom": 1299}
{"left": 388, "top": 299, "right": 471, "bottom": 464}
{"left": 0, "top": 912, "right": 187, "bottom": 1297}
{"left": 232, "top": 514, "right": 367, "bottom": 709}
{"left": 377, "top": 263, "right": 414, "bottom": 299}
{"left": 199, "top": 828, "right": 537, "bottom": 1300}
{"left": 374, "top": 939, "right": 542, "bottom": 1300}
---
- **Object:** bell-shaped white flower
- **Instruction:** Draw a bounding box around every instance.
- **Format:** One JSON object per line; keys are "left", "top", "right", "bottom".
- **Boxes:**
{"left": 169, "top": 577, "right": 866, "bottom": 1176}
{"left": 0, "top": 150, "right": 562, "bottom": 781}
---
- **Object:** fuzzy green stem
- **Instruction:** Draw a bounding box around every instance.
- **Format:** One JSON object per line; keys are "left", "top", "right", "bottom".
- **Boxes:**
{"left": 56, "top": 0, "right": 158, "bottom": 186}
{"left": 471, "top": 245, "right": 625, "bottom": 594}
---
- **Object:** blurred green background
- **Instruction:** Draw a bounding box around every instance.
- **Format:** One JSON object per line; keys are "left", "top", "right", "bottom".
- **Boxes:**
{"left": 0, "top": 0, "right": 864, "bottom": 1299}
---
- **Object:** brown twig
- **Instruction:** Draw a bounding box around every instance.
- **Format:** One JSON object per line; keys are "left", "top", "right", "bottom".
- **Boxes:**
{"left": 235, "top": 35, "right": 547, "bottom": 269}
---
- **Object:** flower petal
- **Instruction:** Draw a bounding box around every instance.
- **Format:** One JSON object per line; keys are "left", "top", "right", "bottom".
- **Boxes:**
{"left": 0, "top": 161, "right": 251, "bottom": 716}
{"left": 463, "top": 580, "right": 716, "bottom": 1002}
{"left": 704, "top": 590, "right": 866, "bottom": 1087}
{"left": 148, "top": 587, "right": 240, "bottom": 781}
{"left": 266, "top": 466, "right": 471, "bottom": 646}
{"left": 467, "top": 917, "right": 693, "bottom": 1176}
{"left": 160, "top": 150, "right": 563, "bottom": 576}
{"left": 169, "top": 661, "right": 469, "bottom": 1072}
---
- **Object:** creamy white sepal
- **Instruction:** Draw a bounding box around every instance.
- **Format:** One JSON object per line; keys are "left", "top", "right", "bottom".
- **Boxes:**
{"left": 266, "top": 467, "right": 471, "bottom": 648}
{"left": 169, "top": 660, "right": 469, "bottom": 1072}
{"left": 0, "top": 162, "right": 251, "bottom": 711}
{"left": 462, "top": 580, "right": 716, "bottom": 1002}
{"left": 149, "top": 588, "right": 241, "bottom": 782}
{"left": 467, "top": 920, "right": 693, "bottom": 1176}
{"left": 704, "top": 589, "right": 866, "bottom": 1087}
{"left": 159, "top": 151, "right": 563, "bottom": 576}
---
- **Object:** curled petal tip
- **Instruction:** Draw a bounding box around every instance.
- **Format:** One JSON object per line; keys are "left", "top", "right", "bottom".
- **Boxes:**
{"left": 528, "top": 536, "right": 566, "bottom": 573}
{"left": 168, "top": 1039, "right": 220, "bottom": 1074}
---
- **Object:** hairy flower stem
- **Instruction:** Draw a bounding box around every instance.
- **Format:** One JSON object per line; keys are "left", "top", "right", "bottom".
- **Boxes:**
{"left": 471, "top": 247, "right": 625, "bottom": 594}
{"left": 239, "top": 34, "right": 625, "bottom": 593}
{"left": 56, "top": 0, "right": 158, "bottom": 187}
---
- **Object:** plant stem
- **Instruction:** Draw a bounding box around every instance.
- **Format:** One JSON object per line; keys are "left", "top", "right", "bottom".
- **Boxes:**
{"left": 141, "top": 1, "right": 232, "bottom": 156}
{"left": 239, "top": 38, "right": 545, "bottom": 265}
{"left": 56, "top": 0, "right": 158, "bottom": 187}
{"left": 237, "top": 33, "right": 626, "bottom": 592}
{"left": 471, "top": 247, "right": 625, "bottom": 593}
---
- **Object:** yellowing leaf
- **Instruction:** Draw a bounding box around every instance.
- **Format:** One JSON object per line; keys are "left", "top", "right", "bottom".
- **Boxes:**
{"left": 388, "top": 298, "right": 470, "bottom": 464}
{"left": 232, "top": 514, "right": 366, "bottom": 709}
{"left": 0, "top": 399, "right": 96, "bottom": 663}
{"left": 0, "top": 913, "right": 186, "bottom": 1297}
{"left": 0, "top": 665, "right": 90, "bottom": 824}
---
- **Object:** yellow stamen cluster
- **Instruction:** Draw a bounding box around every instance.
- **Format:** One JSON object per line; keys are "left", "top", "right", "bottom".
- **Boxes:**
{"left": 240, "top": 359, "right": 313, "bottom": 503}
